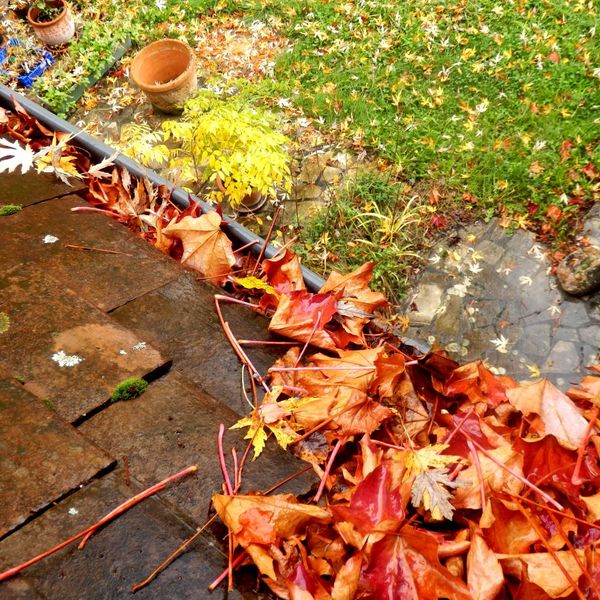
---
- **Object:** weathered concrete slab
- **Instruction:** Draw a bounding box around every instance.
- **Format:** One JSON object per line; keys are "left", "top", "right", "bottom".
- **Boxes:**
{"left": 0, "top": 472, "right": 246, "bottom": 599}
{"left": 0, "top": 379, "right": 113, "bottom": 537}
{"left": 111, "top": 271, "right": 284, "bottom": 415}
{"left": 79, "top": 371, "right": 313, "bottom": 526}
{"left": 0, "top": 195, "right": 182, "bottom": 312}
{"left": 0, "top": 169, "right": 86, "bottom": 207}
{"left": 0, "top": 265, "right": 168, "bottom": 422}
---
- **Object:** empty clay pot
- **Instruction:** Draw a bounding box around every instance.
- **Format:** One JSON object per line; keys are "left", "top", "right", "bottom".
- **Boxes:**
{"left": 130, "top": 39, "right": 197, "bottom": 114}
{"left": 27, "top": 0, "right": 75, "bottom": 46}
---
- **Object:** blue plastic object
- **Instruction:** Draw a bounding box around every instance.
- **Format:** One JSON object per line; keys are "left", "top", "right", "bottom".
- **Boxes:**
{"left": 18, "top": 50, "right": 54, "bottom": 88}
{"left": 0, "top": 37, "right": 54, "bottom": 86}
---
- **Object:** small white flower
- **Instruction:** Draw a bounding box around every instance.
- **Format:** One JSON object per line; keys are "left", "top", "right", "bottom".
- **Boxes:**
{"left": 68, "top": 507, "right": 79, "bottom": 516}
{"left": 155, "top": 0, "right": 167, "bottom": 9}
{"left": 532, "top": 140, "right": 547, "bottom": 152}
{"left": 51, "top": 351, "right": 84, "bottom": 368}
{"left": 490, "top": 335, "right": 510, "bottom": 354}
{"left": 277, "top": 97, "right": 292, "bottom": 108}
{"left": 469, "top": 263, "right": 483, "bottom": 274}
{"left": 132, "top": 342, "right": 147, "bottom": 351}
{"left": 42, "top": 234, "right": 59, "bottom": 244}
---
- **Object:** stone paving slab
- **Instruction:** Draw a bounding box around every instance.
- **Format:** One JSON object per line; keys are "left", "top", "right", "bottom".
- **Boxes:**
{"left": 0, "top": 379, "right": 113, "bottom": 538}
{"left": 0, "top": 265, "right": 168, "bottom": 422}
{"left": 111, "top": 271, "right": 285, "bottom": 415}
{"left": 405, "top": 219, "right": 600, "bottom": 387}
{"left": 0, "top": 195, "right": 182, "bottom": 312}
{"left": 0, "top": 472, "right": 247, "bottom": 600}
{"left": 0, "top": 169, "right": 87, "bottom": 207}
{"left": 79, "top": 371, "right": 313, "bottom": 527}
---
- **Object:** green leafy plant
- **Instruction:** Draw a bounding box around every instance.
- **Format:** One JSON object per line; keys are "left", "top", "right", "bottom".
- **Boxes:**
{"left": 33, "top": 0, "right": 63, "bottom": 22}
{"left": 159, "top": 91, "right": 292, "bottom": 207}
{"left": 111, "top": 378, "right": 148, "bottom": 402}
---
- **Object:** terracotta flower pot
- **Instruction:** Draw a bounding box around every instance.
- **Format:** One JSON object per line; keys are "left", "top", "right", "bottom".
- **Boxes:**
{"left": 215, "top": 175, "right": 269, "bottom": 214}
{"left": 27, "top": 0, "right": 75, "bottom": 47}
{"left": 130, "top": 39, "right": 197, "bottom": 114}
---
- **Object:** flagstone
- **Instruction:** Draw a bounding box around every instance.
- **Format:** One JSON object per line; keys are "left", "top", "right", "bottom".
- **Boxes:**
{"left": 0, "top": 379, "right": 113, "bottom": 537}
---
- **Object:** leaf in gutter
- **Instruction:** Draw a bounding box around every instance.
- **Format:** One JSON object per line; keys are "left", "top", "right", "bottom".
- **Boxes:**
{"left": 163, "top": 211, "right": 236, "bottom": 284}
{"left": 87, "top": 151, "right": 120, "bottom": 179}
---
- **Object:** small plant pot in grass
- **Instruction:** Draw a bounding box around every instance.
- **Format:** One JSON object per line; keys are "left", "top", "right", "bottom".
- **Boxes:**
{"left": 27, "top": 0, "right": 75, "bottom": 47}
{"left": 130, "top": 39, "right": 197, "bottom": 115}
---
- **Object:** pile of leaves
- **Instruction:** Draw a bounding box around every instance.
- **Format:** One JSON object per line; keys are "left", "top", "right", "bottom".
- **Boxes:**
{"left": 2, "top": 101, "right": 600, "bottom": 599}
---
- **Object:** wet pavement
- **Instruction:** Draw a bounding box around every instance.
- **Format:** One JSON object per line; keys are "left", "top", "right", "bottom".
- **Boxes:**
{"left": 0, "top": 169, "right": 310, "bottom": 598}
{"left": 1, "top": 161, "right": 598, "bottom": 598}
{"left": 404, "top": 219, "right": 600, "bottom": 385}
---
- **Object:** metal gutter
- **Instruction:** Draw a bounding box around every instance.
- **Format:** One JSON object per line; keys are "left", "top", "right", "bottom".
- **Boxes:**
{"left": 0, "top": 84, "right": 326, "bottom": 291}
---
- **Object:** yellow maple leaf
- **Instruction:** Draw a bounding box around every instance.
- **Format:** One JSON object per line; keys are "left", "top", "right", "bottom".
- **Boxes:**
{"left": 402, "top": 444, "right": 462, "bottom": 478}
{"left": 231, "top": 413, "right": 268, "bottom": 460}
{"left": 235, "top": 276, "right": 279, "bottom": 298}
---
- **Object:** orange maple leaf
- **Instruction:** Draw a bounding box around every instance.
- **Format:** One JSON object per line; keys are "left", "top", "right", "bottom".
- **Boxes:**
{"left": 163, "top": 211, "right": 235, "bottom": 284}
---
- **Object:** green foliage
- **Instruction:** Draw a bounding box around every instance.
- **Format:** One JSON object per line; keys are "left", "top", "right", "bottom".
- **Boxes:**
{"left": 111, "top": 378, "right": 148, "bottom": 402}
{"left": 252, "top": 0, "right": 598, "bottom": 238}
{"left": 33, "top": 1, "right": 63, "bottom": 22}
{"left": 297, "top": 171, "right": 425, "bottom": 302}
{"left": 126, "top": 90, "right": 292, "bottom": 207}
{"left": 0, "top": 204, "right": 22, "bottom": 216}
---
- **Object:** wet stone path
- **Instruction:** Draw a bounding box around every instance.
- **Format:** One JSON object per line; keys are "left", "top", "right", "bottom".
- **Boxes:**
{"left": 0, "top": 170, "right": 308, "bottom": 599}
{"left": 404, "top": 219, "right": 600, "bottom": 386}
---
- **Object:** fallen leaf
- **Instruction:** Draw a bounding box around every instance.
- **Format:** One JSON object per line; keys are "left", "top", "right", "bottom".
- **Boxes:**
{"left": 163, "top": 211, "right": 235, "bottom": 284}
{"left": 358, "top": 528, "right": 471, "bottom": 600}
{"left": 507, "top": 379, "right": 591, "bottom": 449}
{"left": 453, "top": 446, "right": 524, "bottom": 510}
{"left": 498, "top": 550, "right": 585, "bottom": 598}
{"left": 331, "top": 555, "right": 361, "bottom": 600}
{"left": 467, "top": 531, "right": 504, "bottom": 600}
{"left": 263, "top": 248, "right": 306, "bottom": 293}
{"left": 268, "top": 290, "right": 338, "bottom": 351}
{"left": 330, "top": 461, "right": 405, "bottom": 535}
{"left": 0, "top": 138, "right": 34, "bottom": 174}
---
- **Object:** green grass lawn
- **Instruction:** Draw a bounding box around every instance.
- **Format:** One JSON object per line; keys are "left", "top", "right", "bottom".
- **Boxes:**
{"left": 252, "top": 0, "right": 598, "bottom": 238}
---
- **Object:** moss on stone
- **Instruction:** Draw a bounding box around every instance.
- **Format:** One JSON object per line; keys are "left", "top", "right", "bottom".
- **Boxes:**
{"left": 0, "top": 312, "right": 9, "bottom": 334}
{"left": 0, "top": 204, "right": 22, "bottom": 217}
{"left": 111, "top": 378, "right": 148, "bottom": 402}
